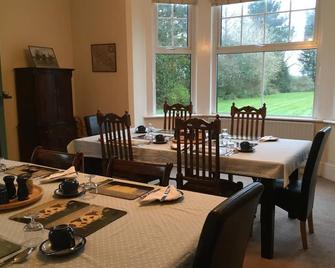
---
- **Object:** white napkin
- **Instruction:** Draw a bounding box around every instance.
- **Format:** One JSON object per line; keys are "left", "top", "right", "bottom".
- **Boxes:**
{"left": 39, "top": 166, "right": 76, "bottom": 184}
{"left": 139, "top": 185, "right": 183, "bottom": 203}
{"left": 259, "top": 136, "right": 278, "bottom": 142}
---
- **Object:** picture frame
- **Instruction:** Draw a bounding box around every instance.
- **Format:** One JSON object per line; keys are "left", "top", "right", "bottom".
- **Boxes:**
{"left": 91, "top": 43, "right": 117, "bottom": 72}
{"left": 28, "top": 46, "right": 59, "bottom": 68}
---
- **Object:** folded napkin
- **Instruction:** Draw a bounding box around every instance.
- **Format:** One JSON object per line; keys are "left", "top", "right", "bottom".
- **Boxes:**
{"left": 259, "top": 136, "right": 278, "bottom": 142}
{"left": 139, "top": 185, "right": 183, "bottom": 203}
{"left": 39, "top": 166, "right": 76, "bottom": 184}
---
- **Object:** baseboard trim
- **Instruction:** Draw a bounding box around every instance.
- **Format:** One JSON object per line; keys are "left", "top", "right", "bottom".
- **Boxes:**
{"left": 319, "top": 162, "right": 335, "bottom": 182}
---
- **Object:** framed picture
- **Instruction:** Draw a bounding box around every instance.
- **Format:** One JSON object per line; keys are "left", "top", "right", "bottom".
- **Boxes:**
{"left": 28, "top": 46, "right": 59, "bottom": 68}
{"left": 91, "top": 43, "right": 117, "bottom": 72}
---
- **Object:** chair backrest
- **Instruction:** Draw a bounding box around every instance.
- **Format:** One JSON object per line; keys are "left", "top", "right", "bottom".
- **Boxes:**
{"left": 106, "top": 158, "right": 173, "bottom": 186}
{"left": 30, "top": 146, "right": 84, "bottom": 172}
{"left": 230, "top": 103, "right": 266, "bottom": 140}
{"left": 193, "top": 182, "right": 264, "bottom": 268}
{"left": 301, "top": 126, "right": 331, "bottom": 217}
{"left": 163, "top": 101, "right": 193, "bottom": 130}
{"left": 84, "top": 114, "right": 100, "bottom": 136}
{"left": 97, "top": 111, "right": 133, "bottom": 175}
{"left": 175, "top": 115, "right": 221, "bottom": 189}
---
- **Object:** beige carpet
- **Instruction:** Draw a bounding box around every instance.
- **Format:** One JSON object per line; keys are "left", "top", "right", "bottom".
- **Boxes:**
{"left": 241, "top": 176, "right": 335, "bottom": 268}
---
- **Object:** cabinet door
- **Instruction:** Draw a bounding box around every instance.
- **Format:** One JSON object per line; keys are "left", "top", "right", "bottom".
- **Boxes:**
{"left": 55, "top": 71, "right": 74, "bottom": 122}
{"left": 34, "top": 69, "right": 58, "bottom": 124}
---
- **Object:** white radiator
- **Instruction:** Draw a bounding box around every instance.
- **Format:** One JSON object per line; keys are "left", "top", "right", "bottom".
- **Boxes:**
{"left": 265, "top": 120, "right": 314, "bottom": 140}
{"left": 220, "top": 118, "right": 314, "bottom": 140}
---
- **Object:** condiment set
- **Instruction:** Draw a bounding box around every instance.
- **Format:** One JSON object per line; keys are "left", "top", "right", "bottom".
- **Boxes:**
{"left": 0, "top": 174, "right": 32, "bottom": 204}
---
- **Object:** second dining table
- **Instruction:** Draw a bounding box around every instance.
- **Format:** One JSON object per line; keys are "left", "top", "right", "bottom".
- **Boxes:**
{"left": 67, "top": 131, "right": 312, "bottom": 259}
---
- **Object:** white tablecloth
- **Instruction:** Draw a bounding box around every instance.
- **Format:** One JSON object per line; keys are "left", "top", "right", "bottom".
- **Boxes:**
{"left": 0, "top": 160, "right": 224, "bottom": 268}
{"left": 67, "top": 135, "right": 311, "bottom": 187}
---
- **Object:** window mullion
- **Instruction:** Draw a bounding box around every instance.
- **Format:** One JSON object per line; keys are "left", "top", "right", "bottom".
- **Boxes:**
{"left": 288, "top": 0, "right": 292, "bottom": 42}
{"left": 260, "top": 52, "right": 266, "bottom": 106}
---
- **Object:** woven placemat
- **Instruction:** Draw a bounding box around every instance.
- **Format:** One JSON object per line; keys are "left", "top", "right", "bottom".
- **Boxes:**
{"left": 96, "top": 181, "right": 154, "bottom": 200}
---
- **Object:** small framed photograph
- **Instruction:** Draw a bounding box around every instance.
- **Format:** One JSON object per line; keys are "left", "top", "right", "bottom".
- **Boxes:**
{"left": 91, "top": 43, "right": 117, "bottom": 72}
{"left": 28, "top": 46, "right": 59, "bottom": 68}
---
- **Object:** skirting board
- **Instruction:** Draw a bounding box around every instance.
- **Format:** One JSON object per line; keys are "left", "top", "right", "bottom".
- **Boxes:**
{"left": 319, "top": 162, "right": 335, "bottom": 182}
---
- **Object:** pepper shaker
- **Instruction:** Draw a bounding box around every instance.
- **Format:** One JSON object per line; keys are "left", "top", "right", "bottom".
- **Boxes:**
{"left": 3, "top": 175, "right": 16, "bottom": 199}
{"left": 17, "top": 174, "right": 30, "bottom": 201}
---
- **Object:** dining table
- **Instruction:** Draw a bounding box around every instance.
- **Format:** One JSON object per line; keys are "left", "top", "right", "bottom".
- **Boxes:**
{"left": 67, "top": 131, "right": 312, "bottom": 259}
{"left": 0, "top": 159, "right": 225, "bottom": 267}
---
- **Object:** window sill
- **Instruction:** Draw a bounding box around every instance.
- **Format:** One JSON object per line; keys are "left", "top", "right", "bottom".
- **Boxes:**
{"left": 144, "top": 114, "right": 327, "bottom": 124}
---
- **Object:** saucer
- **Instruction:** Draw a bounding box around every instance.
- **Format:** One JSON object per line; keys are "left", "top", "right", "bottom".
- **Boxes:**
{"left": 153, "top": 140, "right": 167, "bottom": 144}
{"left": 237, "top": 147, "right": 255, "bottom": 153}
{"left": 54, "top": 186, "right": 86, "bottom": 198}
{"left": 39, "top": 235, "right": 86, "bottom": 257}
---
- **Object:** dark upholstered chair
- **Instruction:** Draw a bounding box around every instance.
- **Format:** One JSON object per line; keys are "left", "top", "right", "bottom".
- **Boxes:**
{"left": 163, "top": 101, "right": 192, "bottom": 130}
{"left": 193, "top": 182, "right": 264, "bottom": 268}
{"left": 30, "top": 146, "right": 84, "bottom": 172}
{"left": 97, "top": 111, "right": 133, "bottom": 175}
{"left": 275, "top": 126, "right": 331, "bottom": 249}
{"left": 175, "top": 116, "right": 243, "bottom": 197}
{"left": 230, "top": 102, "right": 266, "bottom": 140}
{"left": 84, "top": 114, "right": 100, "bottom": 136}
{"left": 106, "top": 158, "right": 173, "bottom": 186}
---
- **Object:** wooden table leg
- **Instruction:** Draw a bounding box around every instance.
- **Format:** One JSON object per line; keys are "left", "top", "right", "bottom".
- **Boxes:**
{"left": 260, "top": 178, "right": 275, "bottom": 259}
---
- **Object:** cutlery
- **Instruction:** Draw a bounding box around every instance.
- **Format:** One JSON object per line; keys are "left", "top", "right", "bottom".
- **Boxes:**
{"left": 0, "top": 247, "right": 35, "bottom": 266}
{"left": 160, "top": 185, "right": 171, "bottom": 202}
{"left": 138, "top": 188, "right": 161, "bottom": 200}
{"left": 224, "top": 149, "right": 237, "bottom": 157}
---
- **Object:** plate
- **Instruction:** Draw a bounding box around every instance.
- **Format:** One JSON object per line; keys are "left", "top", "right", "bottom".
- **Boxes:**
{"left": 0, "top": 185, "right": 43, "bottom": 211}
{"left": 237, "top": 147, "right": 255, "bottom": 153}
{"left": 153, "top": 140, "right": 168, "bottom": 144}
{"left": 53, "top": 186, "right": 86, "bottom": 198}
{"left": 39, "top": 235, "right": 86, "bottom": 257}
{"left": 259, "top": 136, "right": 278, "bottom": 142}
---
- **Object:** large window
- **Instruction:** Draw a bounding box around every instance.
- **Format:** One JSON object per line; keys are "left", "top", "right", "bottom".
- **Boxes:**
{"left": 216, "top": 0, "right": 317, "bottom": 117}
{"left": 155, "top": 4, "right": 192, "bottom": 114}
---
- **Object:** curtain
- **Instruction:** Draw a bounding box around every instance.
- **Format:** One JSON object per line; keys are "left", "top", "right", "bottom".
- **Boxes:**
{"left": 152, "top": 0, "right": 198, "bottom": 4}
{"left": 211, "top": 0, "right": 259, "bottom": 6}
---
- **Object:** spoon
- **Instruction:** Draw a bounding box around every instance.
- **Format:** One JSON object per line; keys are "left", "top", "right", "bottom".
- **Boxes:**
{"left": 1, "top": 247, "right": 36, "bottom": 266}
{"left": 13, "top": 247, "right": 35, "bottom": 263}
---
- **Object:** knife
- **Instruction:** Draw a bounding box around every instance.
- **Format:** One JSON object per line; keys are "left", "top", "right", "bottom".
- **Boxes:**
{"left": 160, "top": 185, "right": 171, "bottom": 202}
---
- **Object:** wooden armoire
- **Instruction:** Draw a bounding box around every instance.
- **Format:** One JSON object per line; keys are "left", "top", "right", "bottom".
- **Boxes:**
{"left": 14, "top": 68, "right": 77, "bottom": 161}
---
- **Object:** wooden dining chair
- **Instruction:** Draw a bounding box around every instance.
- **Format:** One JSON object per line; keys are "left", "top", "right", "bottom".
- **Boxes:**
{"left": 30, "top": 146, "right": 84, "bottom": 172}
{"left": 106, "top": 158, "right": 173, "bottom": 186}
{"left": 84, "top": 114, "right": 100, "bottom": 136}
{"left": 230, "top": 102, "right": 266, "bottom": 140}
{"left": 97, "top": 110, "right": 133, "bottom": 175}
{"left": 193, "top": 182, "right": 264, "bottom": 268}
{"left": 163, "top": 101, "right": 193, "bottom": 130}
{"left": 275, "top": 126, "right": 331, "bottom": 249}
{"left": 175, "top": 115, "right": 243, "bottom": 197}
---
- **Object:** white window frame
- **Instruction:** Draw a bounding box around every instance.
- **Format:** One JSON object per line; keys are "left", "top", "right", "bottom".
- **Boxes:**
{"left": 212, "top": 0, "right": 320, "bottom": 117}
{"left": 152, "top": 3, "right": 195, "bottom": 115}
